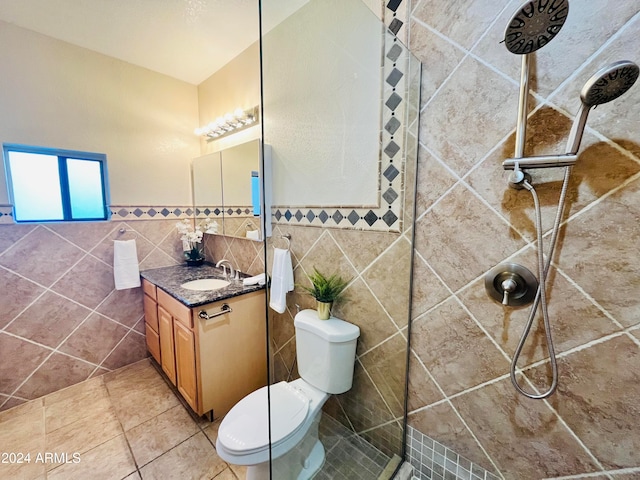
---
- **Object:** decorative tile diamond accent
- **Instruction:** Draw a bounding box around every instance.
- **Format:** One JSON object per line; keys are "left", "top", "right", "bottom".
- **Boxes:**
{"left": 118, "top": 208, "right": 129, "bottom": 217}
{"left": 133, "top": 208, "right": 143, "bottom": 217}
{"left": 385, "top": 92, "right": 403, "bottom": 111}
{"left": 382, "top": 210, "right": 398, "bottom": 226}
{"left": 333, "top": 211, "right": 344, "bottom": 224}
{"left": 319, "top": 211, "right": 329, "bottom": 223}
{"left": 383, "top": 188, "right": 399, "bottom": 204}
{"left": 161, "top": 208, "right": 170, "bottom": 216}
{"left": 387, "top": 44, "right": 403, "bottom": 62}
{"left": 294, "top": 210, "right": 303, "bottom": 222}
{"left": 386, "top": 68, "right": 404, "bottom": 87}
{"left": 385, "top": 117, "right": 401, "bottom": 135}
{"left": 348, "top": 211, "right": 360, "bottom": 225}
{"left": 364, "top": 210, "right": 379, "bottom": 226}
{"left": 285, "top": 210, "right": 292, "bottom": 221}
{"left": 275, "top": 210, "right": 282, "bottom": 220}
{"left": 307, "top": 210, "right": 315, "bottom": 222}
{"left": 389, "top": 18, "right": 403, "bottom": 35}
{"left": 387, "top": 0, "right": 402, "bottom": 12}
{"left": 148, "top": 208, "right": 157, "bottom": 217}
{"left": 384, "top": 141, "right": 401, "bottom": 158}
{"left": 384, "top": 165, "right": 400, "bottom": 182}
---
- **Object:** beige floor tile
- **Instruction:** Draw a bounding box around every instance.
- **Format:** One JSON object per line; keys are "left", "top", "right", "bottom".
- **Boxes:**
{"left": 109, "top": 379, "right": 180, "bottom": 431}
{"left": 202, "top": 417, "right": 222, "bottom": 445}
{"left": 47, "top": 434, "right": 136, "bottom": 480}
{"left": 45, "top": 406, "right": 123, "bottom": 469}
{"left": 44, "top": 376, "right": 112, "bottom": 432}
{"left": 228, "top": 463, "right": 247, "bottom": 479}
{"left": 124, "top": 471, "right": 142, "bottom": 479}
{"left": 213, "top": 467, "right": 241, "bottom": 479}
{"left": 139, "top": 432, "right": 226, "bottom": 480}
{"left": 0, "top": 397, "right": 42, "bottom": 423}
{"left": 126, "top": 404, "right": 199, "bottom": 467}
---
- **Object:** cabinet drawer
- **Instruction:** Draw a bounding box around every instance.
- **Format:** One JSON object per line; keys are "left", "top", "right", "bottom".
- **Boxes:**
{"left": 157, "top": 289, "right": 192, "bottom": 328}
{"left": 143, "top": 294, "right": 159, "bottom": 332}
{"left": 145, "top": 323, "right": 161, "bottom": 364}
{"left": 142, "top": 279, "right": 157, "bottom": 300}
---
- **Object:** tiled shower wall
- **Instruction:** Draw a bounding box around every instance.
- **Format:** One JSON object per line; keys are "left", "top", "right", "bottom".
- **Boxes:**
{"left": 407, "top": 0, "right": 640, "bottom": 478}
{"left": 0, "top": 218, "right": 186, "bottom": 411}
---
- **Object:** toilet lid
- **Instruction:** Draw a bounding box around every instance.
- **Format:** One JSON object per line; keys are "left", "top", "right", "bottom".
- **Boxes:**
{"left": 218, "top": 382, "right": 310, "bottom": 454}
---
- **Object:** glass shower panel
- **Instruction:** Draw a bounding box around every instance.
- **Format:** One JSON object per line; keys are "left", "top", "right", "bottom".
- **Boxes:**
{"left": 260, "top": 0, "right": 421, "bottom": 478}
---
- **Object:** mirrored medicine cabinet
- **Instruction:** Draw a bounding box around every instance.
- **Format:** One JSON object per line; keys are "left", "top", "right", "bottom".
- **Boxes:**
{"left": 191, "top": 139, "right": 269, "bottom": 240}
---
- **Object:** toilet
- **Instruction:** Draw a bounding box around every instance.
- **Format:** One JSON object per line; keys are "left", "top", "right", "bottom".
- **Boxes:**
{"left": 216, "top": 309, "right": 360, "bottom": 480}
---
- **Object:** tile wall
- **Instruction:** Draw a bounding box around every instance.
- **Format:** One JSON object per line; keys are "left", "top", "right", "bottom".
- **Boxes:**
{"left": 407, "top": 0, "right": 640, "bottom": 478}
{"left": 0, "top": 218, "right": 187, "bottom": 411}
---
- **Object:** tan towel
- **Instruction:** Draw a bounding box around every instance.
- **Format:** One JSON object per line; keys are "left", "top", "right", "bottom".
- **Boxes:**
{"left": 113, "top": 239, "right": 141, "bottom": 290}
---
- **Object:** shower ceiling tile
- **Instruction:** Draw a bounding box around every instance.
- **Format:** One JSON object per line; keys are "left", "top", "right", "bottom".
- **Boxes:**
{"left": 0, "top": 332, "right": 50, "bottom": 395}
{"left": 51, "top": 255, "right": 114, "bottom": 309}
{"left": 557, "top": 177, "right": 640, "bottom": 327}
{"left": 6, "top": 291, "right": 91, "bottom": 348}
{"left": 407, "top": 403, "right": 497, "bottom": 474}
{"left": 414, "top": 184, "right": 526, "bottom": 292}
{"left": 411, "top": 297, "right": 509, "bottom": 396}
{"left": 528, "top": 335, "right": 640, "bottom": 469}
{"left": 96, "top": 288, "right": 144, "bottom": 328}
{"left": 15, "top": 352, "right": 94, "bottom": 400}
{"left": 0, "top": 269, "right": 45, "bottom": 329}
{"left": 450, "top": 376, "right": 600, "bottom": 478}
{"left": 420, "top": 56, "right": 523, "bottom": 177}
{"left": 472, "top": 0, "right": 640, "bottom": 98}
{"left": 412, "top": 0, "right": 511, "bottom": 51}
{"left": 58, "top": 313, "right": 129, "bottom": 365}
{"left": 409, "top": 18, "right": 466, "bottom": 102}
{"left": 0, "top": 226, "right": 85, "bottom": 287}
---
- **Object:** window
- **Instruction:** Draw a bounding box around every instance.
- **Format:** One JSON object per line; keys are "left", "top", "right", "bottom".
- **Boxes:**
{"left": 3, "top": 144, "right": 109, "bottom": 222}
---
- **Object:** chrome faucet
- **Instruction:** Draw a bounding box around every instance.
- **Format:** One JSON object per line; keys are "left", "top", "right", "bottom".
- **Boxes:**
{"left": 215, "top": 259, "right": 235, "bottom": 280}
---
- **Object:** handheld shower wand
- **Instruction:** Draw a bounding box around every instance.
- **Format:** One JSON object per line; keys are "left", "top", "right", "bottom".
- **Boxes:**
{"left": 508, "top": 61, "right": 639, "bottom": 399}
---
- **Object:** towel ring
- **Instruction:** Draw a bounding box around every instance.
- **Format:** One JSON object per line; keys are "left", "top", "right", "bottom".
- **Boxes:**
{"left": 276, "top": 234, "right": 291, "bottom": 250}
{"left": 117, "top": 227, "right": 138, "bottom": 239}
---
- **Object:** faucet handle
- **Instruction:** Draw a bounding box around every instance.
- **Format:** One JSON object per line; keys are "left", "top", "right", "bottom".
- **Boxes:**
{"left": 235, "top": 269, "right": 241, "bottom": 281}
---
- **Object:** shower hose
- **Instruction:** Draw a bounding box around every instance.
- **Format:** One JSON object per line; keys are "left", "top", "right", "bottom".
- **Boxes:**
{"left": 510, "top": 167, "right": 571, "bottom": 399}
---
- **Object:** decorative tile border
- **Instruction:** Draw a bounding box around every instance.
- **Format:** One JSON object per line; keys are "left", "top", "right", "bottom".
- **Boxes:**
{"left": 271, "top": 0, "right": 414, "bottom": 233}
{"left": 108, "top": 205, "right": 193, "bottom": 221}
{"left": 407, "top": 426, "right": 499, "bottom": 480}
{"left": 0, "top": 205, "right": 13, "bottom": 224}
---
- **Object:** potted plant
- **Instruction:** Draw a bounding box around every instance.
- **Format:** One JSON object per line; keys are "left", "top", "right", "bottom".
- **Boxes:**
{"left": 300, "top": 267, "right": 350, "bottom": 320}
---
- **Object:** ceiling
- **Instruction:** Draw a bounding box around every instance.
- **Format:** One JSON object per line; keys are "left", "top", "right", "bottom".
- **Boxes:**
{"left": 0, "top": 0, "right": 308, "bottom": 85}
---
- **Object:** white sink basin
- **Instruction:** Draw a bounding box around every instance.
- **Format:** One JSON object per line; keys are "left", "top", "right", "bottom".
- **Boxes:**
{"left": 181, "top": 278, "right": 230, "bottom": 291}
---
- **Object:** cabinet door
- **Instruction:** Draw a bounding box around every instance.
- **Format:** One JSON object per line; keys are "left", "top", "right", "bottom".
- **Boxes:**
{"left": 143, "top": 294, "right": 159, "bottom": 332}
{"left": 174, "top": 320, "right": 198, "bottom": 412}
{"left": 158, "top": 305, "right": 176, "bottom": 385}
{"left": 145, "top": 323, "right": 161, "bottom": 364}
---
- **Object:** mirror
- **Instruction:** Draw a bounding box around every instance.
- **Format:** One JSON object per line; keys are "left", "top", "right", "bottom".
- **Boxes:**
{"left": 192, "top": 139, "right": 263, "bottom": 239}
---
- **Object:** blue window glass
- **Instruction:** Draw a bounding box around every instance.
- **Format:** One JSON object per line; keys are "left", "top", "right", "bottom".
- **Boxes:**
{"left": 4, "top": 144, "right": 109, "bottom": 223}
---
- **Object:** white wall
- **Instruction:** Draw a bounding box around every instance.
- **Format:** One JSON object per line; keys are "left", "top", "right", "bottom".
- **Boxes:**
{"left": 0, "top": 20, "right": 200, "bottom": 206}
{"left": 262, "top": 0, "right": 382, "bottom": 207}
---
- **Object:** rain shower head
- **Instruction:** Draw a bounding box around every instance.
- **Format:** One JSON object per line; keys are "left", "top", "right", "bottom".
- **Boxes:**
{"left": 566, "top": 60, "right": 639, "bottom": 154}
{"left": 504, "top": 0, "right": 569, "bottom": 54}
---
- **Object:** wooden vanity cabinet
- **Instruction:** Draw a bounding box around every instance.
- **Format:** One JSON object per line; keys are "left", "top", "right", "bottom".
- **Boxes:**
{"left": 142, "top": 279, "right": 161, "bottom": 364}
{"left": 142, "top": 281, "right": 266, "bottom": 419}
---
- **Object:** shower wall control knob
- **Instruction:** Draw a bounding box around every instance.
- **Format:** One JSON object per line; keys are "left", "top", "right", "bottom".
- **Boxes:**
{"left": 484, "top": 263, "right": 539, "bottom": 307}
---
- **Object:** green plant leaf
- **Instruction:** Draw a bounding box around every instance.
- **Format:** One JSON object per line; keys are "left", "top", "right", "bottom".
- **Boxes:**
{"left": 298, "top": 267, "right": 351, "bottom": 303}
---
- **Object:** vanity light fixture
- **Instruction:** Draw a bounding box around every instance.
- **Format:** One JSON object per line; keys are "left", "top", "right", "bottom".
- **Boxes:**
{"left": 195, "top": 106, "right": 259, "bottom": 141}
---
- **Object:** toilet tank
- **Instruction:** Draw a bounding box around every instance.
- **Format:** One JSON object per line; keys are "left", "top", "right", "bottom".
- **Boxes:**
{"left": 294, "top": 309, "right": 360, "bottom": 394}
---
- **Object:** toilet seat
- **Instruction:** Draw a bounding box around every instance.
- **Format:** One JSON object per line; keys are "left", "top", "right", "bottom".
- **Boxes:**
{"left": 218, "top": 381, "right": 310, "bottom": 455}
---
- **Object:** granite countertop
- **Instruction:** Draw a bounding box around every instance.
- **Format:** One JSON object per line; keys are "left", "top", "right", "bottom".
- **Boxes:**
{"left": 140, "top": 262, "right": 265, "bottom": 308}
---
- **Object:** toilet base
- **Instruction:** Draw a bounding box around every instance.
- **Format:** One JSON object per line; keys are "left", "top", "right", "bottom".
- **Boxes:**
{"left": 245, "top": 412, "right": 325, "bottom": 480}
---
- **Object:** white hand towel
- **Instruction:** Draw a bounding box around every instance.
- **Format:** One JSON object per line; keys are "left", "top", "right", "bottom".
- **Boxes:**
{"left": 243, "top": 273, "right": 266, "bottom": 286}
{"left": 113, "top": 239, "right": 141, "bottom": 290}
{"left": 269, "top": 248, "right": 293, "bottom": 314}
{"left": 246, "top": 229, "right": 260, "bottom": 241}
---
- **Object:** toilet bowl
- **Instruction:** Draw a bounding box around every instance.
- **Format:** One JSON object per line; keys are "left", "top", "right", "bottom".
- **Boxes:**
{"left": 215, "top": 309, "right": 360, "bottom": 480}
